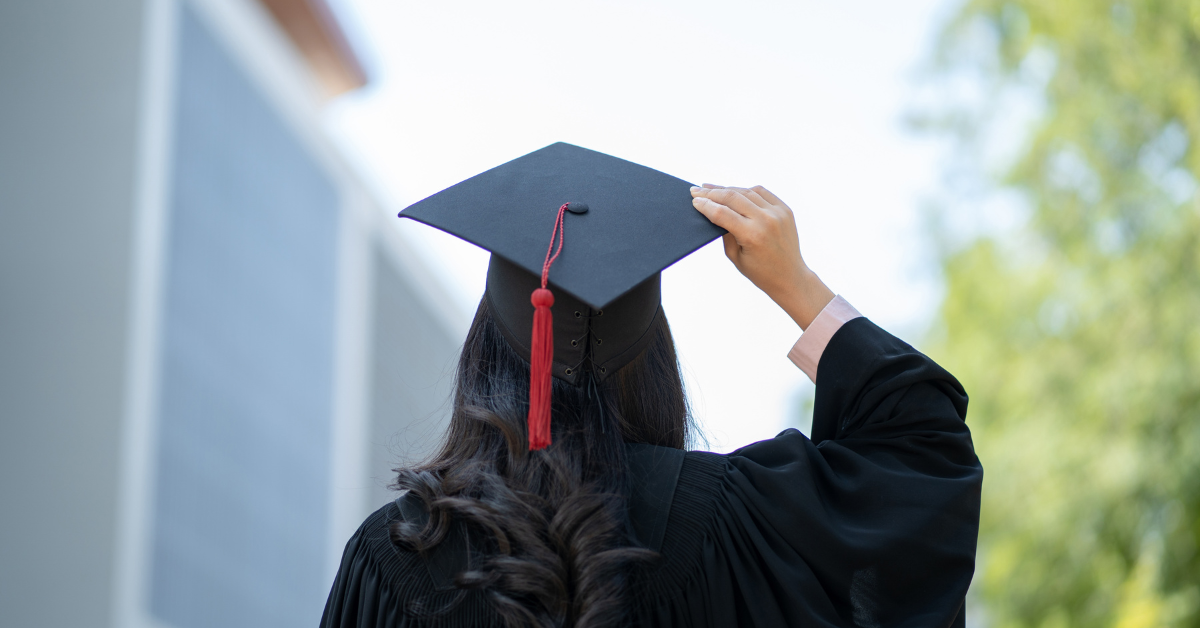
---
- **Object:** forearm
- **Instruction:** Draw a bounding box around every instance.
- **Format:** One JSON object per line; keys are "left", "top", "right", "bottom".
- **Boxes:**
{"left": 772, "top": 268, "right": 835, "bottom": 331}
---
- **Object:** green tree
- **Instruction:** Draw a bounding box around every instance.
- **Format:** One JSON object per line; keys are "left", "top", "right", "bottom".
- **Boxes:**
{"left": 921, "top": 1, "right": 1200, "bottom": 626}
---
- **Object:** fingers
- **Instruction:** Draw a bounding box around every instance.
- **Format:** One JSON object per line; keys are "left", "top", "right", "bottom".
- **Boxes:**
{"left": 698, "top": 184, "right": 775, "bottom": 210}
{"left": 692, "top": 185, "right": 767, "bottom": 219}
{"left": 750, "top": 185, "right": 783, "bottom": 206}
{"left": 691, "top": 184, "right": 795, "bottom": 249}
{"left": 740, "top": 187, "right": 771, "bottom": 208}
{"left": 691, "top": 193, "right": 747, "bottom": 233}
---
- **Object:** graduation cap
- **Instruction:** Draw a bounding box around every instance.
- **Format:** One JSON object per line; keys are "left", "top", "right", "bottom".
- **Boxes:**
{"left": 399, "top": 142, "right": 723, "bottom": 449}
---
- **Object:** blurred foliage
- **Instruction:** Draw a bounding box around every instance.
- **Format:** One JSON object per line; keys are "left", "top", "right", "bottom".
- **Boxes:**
{"left": 920, "top": 0, "right": 1200, "bottom": 626}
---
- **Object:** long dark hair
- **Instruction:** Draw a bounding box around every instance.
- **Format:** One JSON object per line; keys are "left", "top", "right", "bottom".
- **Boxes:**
{"left": 392, "top": 297, "right": 692, "bottom": 627}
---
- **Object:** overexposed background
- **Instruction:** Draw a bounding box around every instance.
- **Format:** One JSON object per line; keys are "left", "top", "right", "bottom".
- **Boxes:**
{"left": 326, "top": 0, "right": 951, "bottom": 451}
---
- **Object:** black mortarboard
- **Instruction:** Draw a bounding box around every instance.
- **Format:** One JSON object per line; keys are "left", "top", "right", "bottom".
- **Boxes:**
{"left": 399, "top": 142, "right": 723, "bottom": 448}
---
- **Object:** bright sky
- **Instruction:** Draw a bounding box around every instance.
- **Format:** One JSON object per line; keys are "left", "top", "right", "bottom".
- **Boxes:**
{"left": 326, "top": 0, "right": 953, "bottom": 452}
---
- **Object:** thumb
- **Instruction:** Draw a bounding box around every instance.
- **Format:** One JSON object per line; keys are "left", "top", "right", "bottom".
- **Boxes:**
{"left": 721, "top": 232, "right": 739, "bottom": 262}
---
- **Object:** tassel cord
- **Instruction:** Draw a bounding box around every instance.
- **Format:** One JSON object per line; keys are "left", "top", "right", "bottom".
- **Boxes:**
{"left": 527, "top": 203, "right": 571, "bottom": 451}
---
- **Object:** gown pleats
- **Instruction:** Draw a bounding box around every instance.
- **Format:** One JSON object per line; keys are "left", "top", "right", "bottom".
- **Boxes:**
{"left": 321, "top": 318, "right": 981, "bottom": 627}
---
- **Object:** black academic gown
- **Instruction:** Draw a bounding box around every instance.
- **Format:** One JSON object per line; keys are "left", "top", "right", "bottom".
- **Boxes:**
{"left": 320, "top": 318, "right": 983, "bottom": 627}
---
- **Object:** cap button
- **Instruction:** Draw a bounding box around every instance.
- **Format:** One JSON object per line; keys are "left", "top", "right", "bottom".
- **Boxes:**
{"left": 566, "top": 202, "right": 589, "bottom": 214}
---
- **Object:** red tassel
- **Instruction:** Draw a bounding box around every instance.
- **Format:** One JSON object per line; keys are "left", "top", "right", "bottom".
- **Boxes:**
{"left": 528, "top": 287, "right": 554, "bottom": 450}
{"left": 528, "top": 203, "right": 570, "bottom": 451}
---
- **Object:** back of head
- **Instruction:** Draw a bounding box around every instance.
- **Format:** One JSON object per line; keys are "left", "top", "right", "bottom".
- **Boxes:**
{"left": 391, "top": 142, "right": 714, "bottom": 627}
{"left": 393, "top": 296, "right": 691, "bottom": 628}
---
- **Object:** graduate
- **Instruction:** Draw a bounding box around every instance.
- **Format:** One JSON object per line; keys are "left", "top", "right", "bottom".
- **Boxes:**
{"left": 320, "top": 143, "right": 982, "bottom": 628}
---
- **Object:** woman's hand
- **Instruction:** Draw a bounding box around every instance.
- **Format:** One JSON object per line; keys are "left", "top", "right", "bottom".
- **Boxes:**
{"left": 691, "top": 184, "right": 834, "bottom": 331}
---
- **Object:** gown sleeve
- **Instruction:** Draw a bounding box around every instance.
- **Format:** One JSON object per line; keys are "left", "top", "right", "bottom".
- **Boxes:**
{"left": 713, "top": 317, "right": 982, "bottom": 627}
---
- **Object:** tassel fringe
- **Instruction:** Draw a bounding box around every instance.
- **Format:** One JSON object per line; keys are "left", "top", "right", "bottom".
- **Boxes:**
{"left": 528, "top": 288, "right": 554, "bottom": 450}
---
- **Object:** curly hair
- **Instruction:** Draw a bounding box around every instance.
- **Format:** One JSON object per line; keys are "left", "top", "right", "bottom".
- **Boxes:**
{"left": 392, "top": 297, "right": 691, "bottom": 627}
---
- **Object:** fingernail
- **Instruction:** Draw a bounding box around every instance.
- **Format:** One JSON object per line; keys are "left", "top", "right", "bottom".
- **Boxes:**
{"left": 690, "top": 186, "right": 701, "bottom": 193}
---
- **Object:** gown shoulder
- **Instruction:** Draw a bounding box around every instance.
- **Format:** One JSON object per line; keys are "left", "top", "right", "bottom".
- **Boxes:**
{"left": 322, "top": 318, "right": 982, "bottom": 628}
{"left": 319, "top": 499, "right": 499, "bottom": 628}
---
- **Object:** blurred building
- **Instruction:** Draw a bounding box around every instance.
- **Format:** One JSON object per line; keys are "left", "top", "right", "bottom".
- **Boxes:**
{"left": 0, "top": 1, "right": 463, "bottom": 626}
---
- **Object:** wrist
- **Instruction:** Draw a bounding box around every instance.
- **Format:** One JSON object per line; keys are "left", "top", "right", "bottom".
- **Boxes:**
{"left": 776, "top": 269, "right": 834, "bottom": 331}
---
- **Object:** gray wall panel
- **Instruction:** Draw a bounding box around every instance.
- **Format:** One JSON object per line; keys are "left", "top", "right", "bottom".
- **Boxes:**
{"left": 0, "top": 1, "right": 145, "bottom": 625}
{"left": 149, "top": 7, "right": 338, "bottom": 627}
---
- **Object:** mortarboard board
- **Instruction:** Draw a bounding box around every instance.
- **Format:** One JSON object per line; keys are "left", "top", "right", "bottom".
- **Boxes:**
{"left": 399, "top": 142, "right": 723, "bottom": 448}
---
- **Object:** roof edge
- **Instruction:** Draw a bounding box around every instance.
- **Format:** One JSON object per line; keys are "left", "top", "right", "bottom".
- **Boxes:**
{"left": 256, "top": 0, "right": 368, "bottom": 98}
